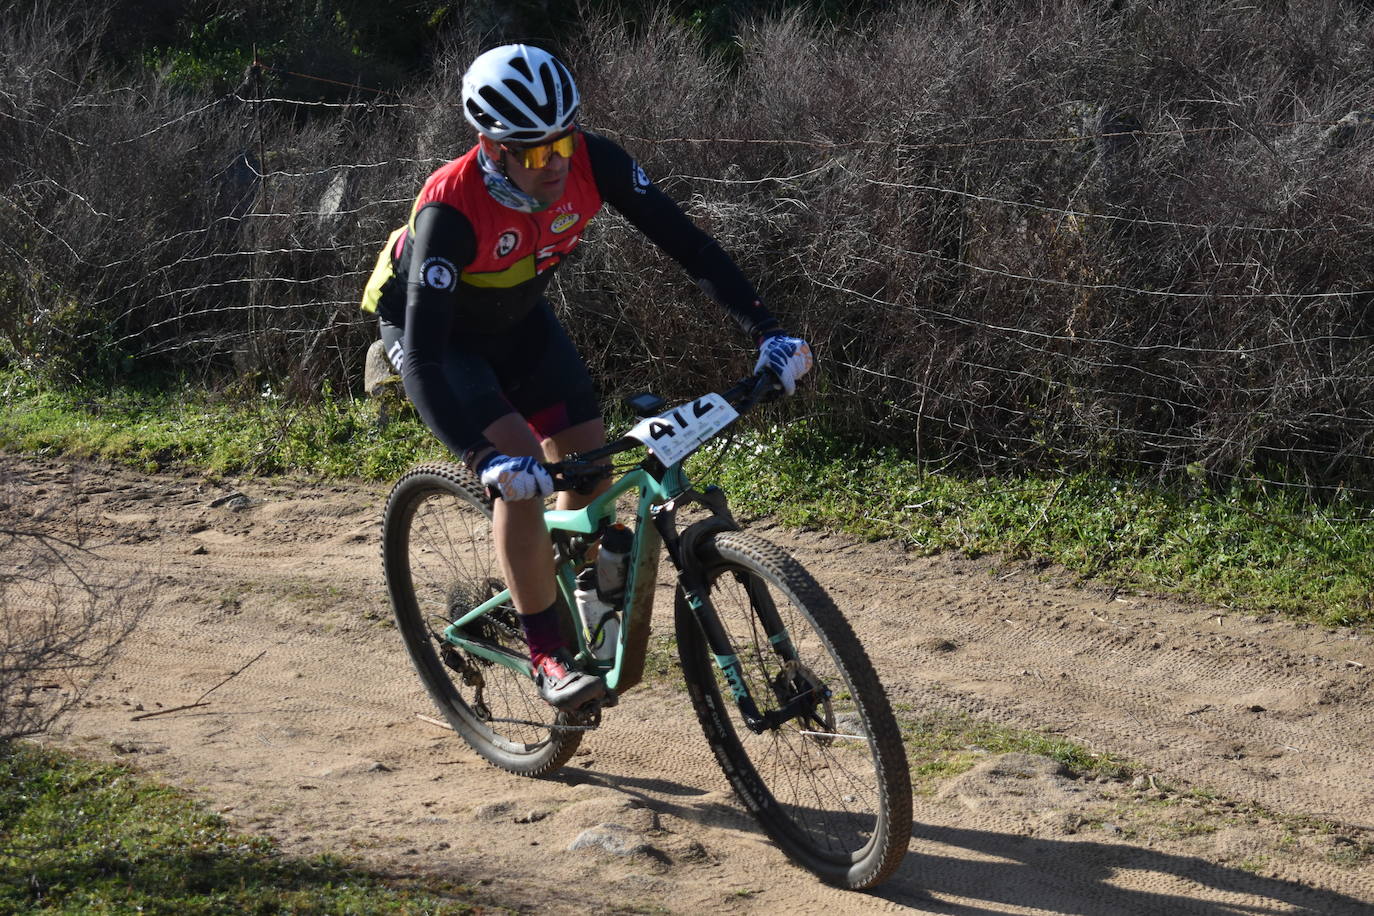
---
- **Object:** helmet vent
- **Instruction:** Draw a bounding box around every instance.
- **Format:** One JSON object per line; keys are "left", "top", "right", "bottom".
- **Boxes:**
{"left": 461, "top": 44, "right": 580, "bottom": 143}
{"left": 503, "top": 77, "right": 558, "bottom": 127}
{"left": 509, "top": 55, "right": 533, "bottom": 81}
{"left": 479, "top": 85, "right": 534, "bottom": 129}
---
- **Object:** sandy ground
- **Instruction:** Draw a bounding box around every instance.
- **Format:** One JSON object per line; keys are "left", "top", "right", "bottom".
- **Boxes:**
{"left": 6, "top": 454, "right": 1374, "bottom": 915}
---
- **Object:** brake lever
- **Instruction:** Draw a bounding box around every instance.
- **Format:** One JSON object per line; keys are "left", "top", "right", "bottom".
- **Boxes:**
{"left": 757, "top": 371, "right": 786, "bottom": 403}
{"left": 570, "top": 471, "right": 605, "bottom": 495}
{"left": 731, "top": 372, "right": 785, "bottom": 412}
{"left": 546, "top": 460, "right": 611, "bottom": 495}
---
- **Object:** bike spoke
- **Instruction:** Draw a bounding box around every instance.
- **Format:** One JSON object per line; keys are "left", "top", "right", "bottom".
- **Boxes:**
{"left": 677, "top": 529, "right": 911, "bottom": 887}
{"left": 724, "top": 582, "right": 885, "bottom": 844}
{"left": 383, "top": 463, "right": 581, "bottom": 776}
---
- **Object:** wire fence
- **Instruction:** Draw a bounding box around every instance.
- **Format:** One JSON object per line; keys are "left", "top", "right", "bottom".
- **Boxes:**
{"left": 4, "top": 8, "right": 1374, "bottom": 507}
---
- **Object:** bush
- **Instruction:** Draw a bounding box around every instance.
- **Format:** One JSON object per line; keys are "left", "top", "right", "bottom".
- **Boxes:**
{"left": 0, "top": 459, "right": 150, "bottom": 740}
{"left": 3, "top": 1, "right": 1373, "bottom": 491}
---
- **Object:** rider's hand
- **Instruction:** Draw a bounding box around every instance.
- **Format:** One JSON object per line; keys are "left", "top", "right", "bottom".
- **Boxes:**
{"left": 478, "top": 453, "right": 554, "bottom": 501}
{"left": 754, "top": 332, "right": 813, "bottom": 395}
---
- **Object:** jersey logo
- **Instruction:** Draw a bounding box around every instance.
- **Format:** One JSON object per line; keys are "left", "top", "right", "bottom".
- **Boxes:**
{"left": 550, "top": 213, "right": 579, "bottom": 233}
{"left": 495, "top": 230, "right": 520, "bottom": 258}
{"left": 421, "top": 257, "right": 456, "bottom": 290}
{"left": 632, "top": 162, "right": 651, "bottom": 194}
{"left": 536, "top": 243, "right": 561, "bottom": 272}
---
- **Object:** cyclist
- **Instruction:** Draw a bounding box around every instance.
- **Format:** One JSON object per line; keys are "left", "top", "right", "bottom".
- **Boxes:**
{"left": 361, "top": 44, "right": 812, "bottom": 711}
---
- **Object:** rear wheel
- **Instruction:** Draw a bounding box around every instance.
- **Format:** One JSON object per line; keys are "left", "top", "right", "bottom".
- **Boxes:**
{"left": 382, "top": 462, "right": 580, "bottom": 776}
{"left": 675, "top": 530, "right": 912, "bottom": 889}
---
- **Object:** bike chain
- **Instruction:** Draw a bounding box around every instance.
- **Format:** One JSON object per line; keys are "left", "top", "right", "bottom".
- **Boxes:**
{"left": 479, "top": 714, "right": 600, "bottom": 732}
{"left": 435, "top": 619, "right": 602, "bottom": 733}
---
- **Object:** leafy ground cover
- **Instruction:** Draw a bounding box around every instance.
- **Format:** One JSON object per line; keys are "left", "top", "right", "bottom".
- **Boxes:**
{"left": 704, "top": 421, "right": 1374, "bottom": 628}
{"left": 897, "top": 709, "right": 1136, "bottom": 789}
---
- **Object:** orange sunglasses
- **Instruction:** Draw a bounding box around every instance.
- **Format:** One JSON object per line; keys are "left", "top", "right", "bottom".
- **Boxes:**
{"left": 501, "top": 128, "right": 578, "bottom": 169}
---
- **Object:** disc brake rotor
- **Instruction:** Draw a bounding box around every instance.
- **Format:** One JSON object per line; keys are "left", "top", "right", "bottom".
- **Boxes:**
{"left": 773, "top": 660, "right": 836, "bottom": 745}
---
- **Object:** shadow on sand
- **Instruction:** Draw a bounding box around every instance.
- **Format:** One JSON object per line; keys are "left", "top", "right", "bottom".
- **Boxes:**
{"left": 559, "top": 767, "right": 1369, "bottom": 915}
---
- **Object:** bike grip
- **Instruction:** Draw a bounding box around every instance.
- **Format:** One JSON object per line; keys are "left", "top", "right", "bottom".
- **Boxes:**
{"left": 545, "top": 459, "right": 612, "bottom": 494}
{"left": 753, "top": 369, "right": 786, "bottom": 404}
{"left": 544, "top": 465, "right": 575, "bottom": 493}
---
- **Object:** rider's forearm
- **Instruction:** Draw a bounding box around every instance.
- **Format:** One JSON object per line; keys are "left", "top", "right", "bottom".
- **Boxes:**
{"left": 683, "top": 239, "right": 779, "bottom": 341}
{"left": 585, "top": 131, "right": 779, "bottom": 341}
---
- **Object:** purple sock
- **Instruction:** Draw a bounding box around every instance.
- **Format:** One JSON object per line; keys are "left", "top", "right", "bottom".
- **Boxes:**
{"left": 519, "top": 602, "right": 564, "bottom": 662}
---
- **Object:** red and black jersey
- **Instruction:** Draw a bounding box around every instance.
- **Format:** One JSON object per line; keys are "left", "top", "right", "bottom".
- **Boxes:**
{"left": 417, "top": 142, "right": 602, "bottom": 291}
{"left": 362, "top": 131, "right": 775, "bottom": 338}
{"left": 359, "top": 130, "right": 778, "bottom": 457}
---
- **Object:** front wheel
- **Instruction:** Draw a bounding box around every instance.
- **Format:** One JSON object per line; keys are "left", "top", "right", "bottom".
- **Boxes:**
{"left": 381, "top": 462, "right": 581, "bottom": 776}
{"left": 675, "top": 531, "right": 912, "bottom": 889}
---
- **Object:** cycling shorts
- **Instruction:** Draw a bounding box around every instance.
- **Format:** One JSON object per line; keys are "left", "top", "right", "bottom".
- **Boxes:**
{"left": 379, "top": 300, "right": 600, "bottom": 444}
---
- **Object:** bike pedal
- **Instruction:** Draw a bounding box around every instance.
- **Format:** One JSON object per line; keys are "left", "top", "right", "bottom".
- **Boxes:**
{"left": 563, "top": 704, "right": 602, "bottom": 730}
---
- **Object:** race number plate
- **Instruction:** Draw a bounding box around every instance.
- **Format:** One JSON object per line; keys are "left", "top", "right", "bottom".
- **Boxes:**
{"left": 626, "top": 393, "right": 739, "bottom": 466}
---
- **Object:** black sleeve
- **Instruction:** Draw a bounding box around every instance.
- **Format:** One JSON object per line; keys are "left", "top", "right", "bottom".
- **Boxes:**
{"left": 401, "top": 202, "right": 489, "bottom": 458}
{"left": 584, "top": 132, "right": 779, "bottom": 341}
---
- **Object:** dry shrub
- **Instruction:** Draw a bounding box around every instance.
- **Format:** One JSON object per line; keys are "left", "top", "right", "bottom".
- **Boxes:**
{"left": 0, "top": 5, "right": 259, "bottom": 381}
{"left": 0, "top": 460, "right": 150, "bottom": 740}
{"left": 230, "top": 27, "right": 484, "bottom": 398}
{"left": 4, "top": 2, "right": 1373, "bottom": 489}
{"left": 561, "top": 2, "right": 1374, "bottom": 487}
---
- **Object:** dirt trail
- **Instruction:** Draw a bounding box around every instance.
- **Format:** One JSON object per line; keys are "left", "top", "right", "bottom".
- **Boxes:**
{"left": 8, "top": 455, "right": 1374, "bottom": 915}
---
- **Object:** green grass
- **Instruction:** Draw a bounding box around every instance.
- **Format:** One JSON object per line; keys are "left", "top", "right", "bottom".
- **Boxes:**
{"left": 699, "top": 419, "right": 1374, "bottom": 628}
{"left": 0, "top": 373, "right": 442, "bottom": 480}
{"left": 0, "top": 742, "right": 494, "bottom": 914}
{"left": 3, "top": 370, "right": 1372, "bottom": 628}
{"left": 896, "top": 707, "right": 1136, "bottom": 791}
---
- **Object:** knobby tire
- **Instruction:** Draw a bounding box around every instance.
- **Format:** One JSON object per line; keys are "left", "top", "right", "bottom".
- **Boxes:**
{"left": 381, "top": 462, "right": 580, "bottom": 776}
{"left": 675, "top": 530, "right": 913, "bottom": 889}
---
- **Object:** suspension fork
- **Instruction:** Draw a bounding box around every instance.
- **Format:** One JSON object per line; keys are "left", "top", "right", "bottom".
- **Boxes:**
{"left": 673, "top": 487, "right": 798, "bottom": 665}
{"left": 656, "top": 486, "right": 779, "bottom": 733}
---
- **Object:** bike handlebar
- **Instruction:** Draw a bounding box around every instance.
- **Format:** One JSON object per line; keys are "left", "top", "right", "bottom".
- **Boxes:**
{"left": 727, "top": 369, "right": 786, "bottom": 412}
{"left": 543, "top": 371, "right": 784, "bottom": 493}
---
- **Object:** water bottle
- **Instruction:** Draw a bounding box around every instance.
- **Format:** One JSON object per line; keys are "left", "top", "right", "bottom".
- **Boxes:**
{"left": 595, "top": 523, "right": 633, "bottom": 606}
{"left": 574, "top": 524, "right": 631, "bottom": 661}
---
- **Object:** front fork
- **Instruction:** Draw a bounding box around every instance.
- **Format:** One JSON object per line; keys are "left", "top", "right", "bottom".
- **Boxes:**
{"left": 656, "top": 486, "right": 803, "bottom": 735}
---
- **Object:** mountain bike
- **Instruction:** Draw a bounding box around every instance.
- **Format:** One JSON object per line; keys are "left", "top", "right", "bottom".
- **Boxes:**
{"left": 380, "top": 374, "right": 913, "bottom": 889}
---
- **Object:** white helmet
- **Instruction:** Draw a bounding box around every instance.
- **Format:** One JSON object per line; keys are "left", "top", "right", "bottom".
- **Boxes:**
{"left": 461, "top": 44, "right": 579, "bottom": 143}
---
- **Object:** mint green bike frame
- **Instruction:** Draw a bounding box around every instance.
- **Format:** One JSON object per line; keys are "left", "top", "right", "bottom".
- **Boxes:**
{"left": 440, "top": 460, "right": 687, "bottom": 696}
{"left": 437, "top": 373, "right": 805, "bottom": 734}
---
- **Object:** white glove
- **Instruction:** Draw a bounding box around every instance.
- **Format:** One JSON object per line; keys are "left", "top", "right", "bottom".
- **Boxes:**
{"left": 754, "top": 334, "right": 813, "bottom": 395}
{"left": 478, "top": 454, "right": 554, "bottom": 501}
